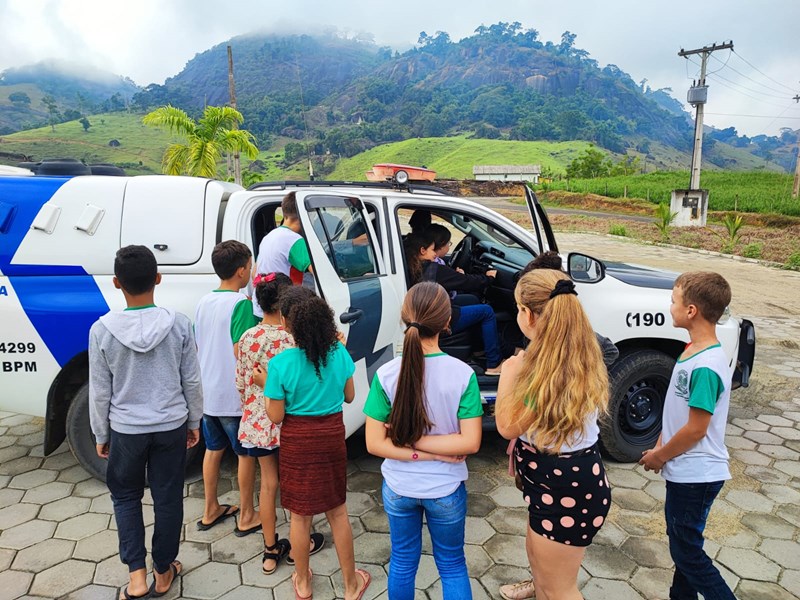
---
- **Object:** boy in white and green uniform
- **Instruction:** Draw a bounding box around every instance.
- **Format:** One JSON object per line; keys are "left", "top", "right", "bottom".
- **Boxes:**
{"left": 640, "top": 271, "right": 735, "bottom": 600}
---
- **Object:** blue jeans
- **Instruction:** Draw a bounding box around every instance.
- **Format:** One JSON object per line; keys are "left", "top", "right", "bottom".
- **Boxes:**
{"left": 107, "top": 424, "right": 186, "bottom": 573}
{"left": 665, "top": 481, "right": 735, "bottom": 600}
{"left": 383, "top": 481, "right": 471, "bottom": 600}
{"left": 453, "top": 303, "right": 502, "bottom": 368}
{"left": 202, "top": 414, "right": 245, "bottom": 454}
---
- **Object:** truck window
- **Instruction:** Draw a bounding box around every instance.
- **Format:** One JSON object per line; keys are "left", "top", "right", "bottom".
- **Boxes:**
{"left": 307, "top": 205, "right": 380, "bottom": 280}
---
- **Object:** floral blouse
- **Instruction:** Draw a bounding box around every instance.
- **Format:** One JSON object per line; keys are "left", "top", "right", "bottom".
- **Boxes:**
{"left": 235, "top": 323, "right": 294, "bottom": 449}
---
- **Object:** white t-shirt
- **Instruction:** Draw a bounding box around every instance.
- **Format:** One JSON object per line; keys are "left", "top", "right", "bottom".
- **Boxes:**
{"left": 661, "top": 344, "right": 732, "bottom": 483}
{"left": 194, "top": 290, "right": 252, "bottom": 416}
{"left": 363, "top": 354, "right": 484, "bottom": 499}
{"left": 254, "top": 226, "right": 311, "bottom": 317}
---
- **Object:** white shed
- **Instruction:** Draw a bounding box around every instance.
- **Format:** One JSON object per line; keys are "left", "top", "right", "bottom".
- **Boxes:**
{"left": 472, "top": 165, "right": 541, "bottom": 184}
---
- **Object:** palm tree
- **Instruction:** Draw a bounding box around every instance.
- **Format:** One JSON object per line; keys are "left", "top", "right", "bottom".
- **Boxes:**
{"left": 142, "top": 105, "right": 259, "bottom": 178}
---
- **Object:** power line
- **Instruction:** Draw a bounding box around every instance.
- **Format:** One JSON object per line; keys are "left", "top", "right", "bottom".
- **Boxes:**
{"left": 703, "top": 112, "right": 800, "bottom": 119}
{"left": 731, "top": 49, "right": 798, "bottom": 93}
{"left": 709, "top": 53, "right": 797, "bottom": 96}
{"left": 706, "top": 69, "right": 793, "bottom": 100}
{"left": 685, "top": 57, "right": 794, "bottom": 109}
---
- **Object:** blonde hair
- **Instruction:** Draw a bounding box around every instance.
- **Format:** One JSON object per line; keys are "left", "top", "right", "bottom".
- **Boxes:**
{"left": 496, "top": 269, "right": 609, "bottom": 451}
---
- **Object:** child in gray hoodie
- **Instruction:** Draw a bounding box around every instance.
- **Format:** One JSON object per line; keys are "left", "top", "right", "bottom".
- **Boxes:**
{"left": 89, "top": 245, "right": 203, "bottom": 600}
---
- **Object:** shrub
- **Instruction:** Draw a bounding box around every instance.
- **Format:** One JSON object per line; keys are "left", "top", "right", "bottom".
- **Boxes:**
{"left": 741, "top": 243, "right": 762, "bottom": 259}
{"left": 720, "top": 214, "right": 744, "bottom": 253}
{"left": 654, "top": 202, "right": 677, "bottom": 241}
{"left": 785, "top": 252, "right": 800, "bottom": 269}
{"left": 608, "top": 224, "right": 627, "bottom": 237}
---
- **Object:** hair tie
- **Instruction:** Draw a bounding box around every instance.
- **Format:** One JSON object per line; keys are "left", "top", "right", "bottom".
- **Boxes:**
{"left": 406, "top": 322, "right": 421, "bottom": 331}
{"left": 549, "top": 279, "right": 577, "bottom": 299}
{"left": 253, "top": 272, "right": 277, "bottom": 286}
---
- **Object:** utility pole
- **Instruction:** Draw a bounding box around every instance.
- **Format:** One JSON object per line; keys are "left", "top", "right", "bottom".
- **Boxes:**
{"left": 678, "top": 41, "right": 734, "bottom": 190}
{"left": 793, "top": 94, "right": 800, "bottom": 198}
{"left": 227, "top": 45, "right": 241, "bottom": 186}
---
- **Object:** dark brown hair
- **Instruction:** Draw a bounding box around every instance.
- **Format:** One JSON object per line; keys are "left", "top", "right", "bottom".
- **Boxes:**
{"left": 404, "top": 230, "right": 435, "bottom": 285}
{"left": 211, "top": 240, "right": 252, "bottom": 280}
{"left": 520, "top": 250, "right": 563, "bottom": 277}
{"left": 427, "top": 223, "right": 452, "bottom": 251}
{"left": 388, "top": 282, "right": 452, "bottom": 447}
{"left": 279, "top": 286, "right": 337, "bottom": 378}
{"left": 114, "top": 245, "right": 157, "bottom": 295}
{"left": 254, "top": 272, "right": 292, "bottom": 314}
{"left": 674, "top": 271, "right": 731, "bottom": 323}
{"left": 281, "top": 191, "right": 299, "bottom": 220}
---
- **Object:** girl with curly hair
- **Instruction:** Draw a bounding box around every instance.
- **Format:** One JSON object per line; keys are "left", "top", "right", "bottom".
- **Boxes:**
{"left": 255, "top": 286, "right": 371, "bottom": 600}
{"left": 495, "top": 269, "right": 610, "bottom": 600}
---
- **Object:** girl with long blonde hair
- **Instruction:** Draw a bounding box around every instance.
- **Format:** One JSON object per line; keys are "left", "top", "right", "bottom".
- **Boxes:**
{"left": 496, "top": 269, "right": 610, "bottom": 600}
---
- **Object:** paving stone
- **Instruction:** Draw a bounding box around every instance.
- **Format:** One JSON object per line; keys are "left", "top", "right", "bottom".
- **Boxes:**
{"left": 717, "top": 547, "right": 780, "bottom": 581}
{"left": 489, "top": 485, "right": 527, "bottom": 508}
{"left": 579, "top": 577, "right": 645, "bottom": 599}
{"left": 89, "top": 493, "right": 114, "bottom": 514}
{"left": 615, "top": 509, "right": 660, "bottom": 537}
{"left": 0, "top": 456, "right": 42, "bottom": 477}
{"left": 465, "top": 472, "right": 498, "bottom": 494}
{"left": 466, "top": 493, "right": 497, "bottom": 517}
{"left": 606, "top": 468, "right": 649, "bottom": 490}
{"left": 57, "top": 464, "right": 93, "bottom": 484}
{"left": 0, "top": 548, "right": 13, "bottom": 571}
{"left": 758, "top": 445, "right": 800, "bottom": 460}
{"left": 218, "top": 585, "right": 273, "bottom": 600}
{"left": 346, "top": 491, "right": 377, "bottom": 516}
{"left": 55, "top": 512, "right": 110, "bottom": 541}
{"left": 726, "top": 423, "right": 744, "bottom": 435}
{"left": 240, "top": 553, "right": 292, "bottom": 588}
{"left": 758, "top": 415, "right": 794, "bottom": 427}
{"left": 612, "top": 488, "right": 658, "bottom": 512}
{"left": 181, "top": 562, "right": 241, "bottom": 599}
{"left": 735, "top": 580, "right": 798, "bottom": 600}
{"left": 0, "top": 518, "right": 56, "bottom": 550}
{"left": 73, "top": 478, "right": 109, "bottom": 498}
{"left": 779, "top": 570, "right": 800, "bottom": 598}
{"left": 777, "top": 504, "right": 800, "bottom": 528}
{"left": 745, "top": 431, "right": 784, "bottom": 445}
{"left": 483, "top": 533, "right": 531, "bottom": 568}
{"left": 22, "top": 481, "right": 74, "bottom": 504}
{"left": 354, "top": 455, "right": 383, "bottom": 473}
{"left": 426, "top": 577, "right": 490, "bottom": 600}
{"left": 361, "top": 506, "right": 390, "bottom": 533}
{"left": 643, "top": 480, "right": 666, "bottom": 503}
{"left": 8, "top": 469, "right": 57, "bottom": 490}
{"left": 38, "top": 495, "right": 91, "bottom": 521}
{"left": 486, "top": 507, "right": 528, "bottom": 535}
{"left": 0, "top": 503, "right": 39, "bottom": 529}
{"left": 0, "top": 474, "right": 9, "bottom": 489}
{"left": 464, "top": 544, "right": 493, "bottom": 578}
{"left": 744, "top": 465, "right": 789, "bottom": 484}
{"left": 758, "top": 538, "right": 800, "bottom": 570}
{"left": 761, "top": 483, "right": 800, "bottom": 505}
{"left": 0, "top": 414, "right": 34, "bottom": 426}
{"left": 464, "top": 516, "right": 496, "bottom": 545}
{"left": 93, "top": 556, "right": 130, "bottom": 588}
{"left": 593, "top": 519, "right": 629, "bottom": 548}
{"left": 176, "top": 540, "right": 211, "bottom": 573}
{"left": 210, "top": 530, "right": 262, "bottom": 563}
{"left": 631, "top": 566, "right": 674, "bottom": 599}
{"left": 346, "top": 470, "right": 384, "bottom": 493}
{"left": 29, "top": 559, "right": 96, "bottom": 597}
{"left": 478, "top": 564, "right": 535, "bottom": 600}
{"left": 274, "top": 570, "right": 335, "bottom": 600}
{"left": 11, "top": 537, "right": 75, "bottom": 572}
{"left": 41, "top": 451, "right": 78, "bottom": 471}
{"left": 725, "top": 435, "right": 757, "bottom": 450}
{"left": 7, "top": 424, "right": 41, "bottom": 436}
{"left": 774, "top": 460, "right": 800, "bottom": 478}
{"left": 347, "top": 532, "right": 392, "bottom": 565}
{"left": 0, "top": 487, "right": 24, "bottom": 510}
{"left": 733, "top": 449, "right": 773, "bottom": 466}
{"left": 770, "top": 426, "right": 800, "bottom": 441}
{"left": 73, "top": 530, "right": 119, "bottom": 562}
{"left": 0, "top": 570, "right": 34, "bottom": 600}
{"left": 620, "top": 536, "right": 672, "bottom": 569}
{"left": 184, "top": 520, "right": 239, "bottom": 544}
{"left": 315, "top": 514, "right": 365, "bottom": 541}
{"left": 0, "top": 436, "right": 19, "bottom": 450}
{"left": 712, "top": 527, "right": 760, "bottom": 550}
{"left": 725, "top": 490, "right": 775, "bottom": 513}
{"left": 583, "top": 544, "right": 637, "bottom": 579}
{"left": 741, "top": 513, "right": 796, "bottom": 539}
{"left": 63, "top": 584, "right": 118, "bottom": 600}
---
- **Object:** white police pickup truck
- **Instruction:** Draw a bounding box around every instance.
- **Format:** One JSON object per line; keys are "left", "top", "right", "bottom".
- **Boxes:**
{"left": 0, "top": 166, "right": 755, "bottom": 479}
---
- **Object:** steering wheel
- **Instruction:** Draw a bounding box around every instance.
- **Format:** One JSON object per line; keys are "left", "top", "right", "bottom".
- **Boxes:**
{"left": 449, "top": 236, "right": 473, "bottom": 272}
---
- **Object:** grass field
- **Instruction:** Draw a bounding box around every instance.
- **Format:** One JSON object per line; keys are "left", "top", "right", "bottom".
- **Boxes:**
{"left": 539, "top": 171, "right": 800, "bottom": 216}
{"left": 328, "top": 136, "right": 594, "bottom": 180}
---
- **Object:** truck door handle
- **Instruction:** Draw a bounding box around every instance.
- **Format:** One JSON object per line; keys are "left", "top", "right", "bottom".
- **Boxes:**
{"left": 339, "top": 308, "right": 364, "bottom": 324}
{"left": 153, "top": 244, "right": 168, "bottom": 251}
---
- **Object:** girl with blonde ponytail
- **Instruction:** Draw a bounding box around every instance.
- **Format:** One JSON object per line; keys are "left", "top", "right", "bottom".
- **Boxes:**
{"left": 364, "top": 281, "right": 483, "bottom": 599}
{"left": 496, "top": 269, "right": 610, "bottom": 600}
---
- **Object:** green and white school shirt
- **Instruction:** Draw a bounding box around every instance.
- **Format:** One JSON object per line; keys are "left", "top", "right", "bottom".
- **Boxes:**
{"left": 363, "top": 353, "right": 483, "bottom": 499}
{"left": 661, "top": 344, "right": 732, "bottom": 483}
{"left": 254, "top": 226, "right": 311, "bottom": 317}
{"left": 194, "top": 290, "right": 258, "bottom": 416}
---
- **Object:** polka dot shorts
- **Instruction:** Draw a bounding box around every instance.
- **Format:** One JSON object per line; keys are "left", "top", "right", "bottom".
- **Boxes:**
{"left": 514, "top": 438, "right": 610, "bottom": 547}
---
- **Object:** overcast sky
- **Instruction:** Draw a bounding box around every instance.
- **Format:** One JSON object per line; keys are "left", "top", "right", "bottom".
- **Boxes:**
{"left": 1, "top": 0, "right": 798, "bottom": 137}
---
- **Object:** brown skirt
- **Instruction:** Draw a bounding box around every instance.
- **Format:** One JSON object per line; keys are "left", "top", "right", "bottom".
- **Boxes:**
{"left": 279, "top": 412, "right": 347, "bottom": 515}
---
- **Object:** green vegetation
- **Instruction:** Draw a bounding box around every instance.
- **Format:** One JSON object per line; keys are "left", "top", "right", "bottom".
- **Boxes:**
{"left": 608, "top": 224, "right": 627, "bottom": 237}
{"left": 329, "top": 136, "right": 592, "bottom": 180}
{"left": 538, "top": 171, "right": 799, "bottom": 216}
{"left": 142, "top": 105, "right": 258, "bottom": 177}
{"left": 742, "top": 243, "right": 762, "bottom": 259}
{"left": 654, "top": 202, "right": 677, "bottom": 241}
{"left": 785, "top": 252, "right": 800, "bottom": 269}
{"left": 720, "top": 214, "right": 744, "bottom": 253}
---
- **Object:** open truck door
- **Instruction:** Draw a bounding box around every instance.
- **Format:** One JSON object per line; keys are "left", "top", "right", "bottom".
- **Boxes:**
{"left": 295, "top": 191, "right": 402, "bottom": 435}
{"left": 524, "top": 185, "right": 558, "bottom": 254}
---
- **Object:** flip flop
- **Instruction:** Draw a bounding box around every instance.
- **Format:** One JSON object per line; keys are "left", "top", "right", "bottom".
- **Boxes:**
{"left": 292, "top": 568, "right": 313, "bottom": 600}
{"left": 119, "top": 586, "right": 151, "bottom": 600}
{"left": 352, "top": 569, "right": 371, "bottom": 600}
{"left": 149, "top": 561, "right": 182, "bottom": 598}
{"left": 234, "top": 522, "right": 263, "bottom": 537}
{"left": 286, "top": 532, "right": 325, "bottom": 565}
{"left": 196, "top": 504, "right": 238, "bottom": 531}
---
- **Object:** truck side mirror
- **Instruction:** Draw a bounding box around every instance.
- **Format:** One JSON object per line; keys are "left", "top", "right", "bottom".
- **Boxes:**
{"left": 567, "top": 252, "right": 605, "bottom": 283}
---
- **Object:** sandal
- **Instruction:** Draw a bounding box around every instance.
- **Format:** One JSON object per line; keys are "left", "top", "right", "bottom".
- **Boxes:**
{"left": 149, "top": 561, "right": 182, "bottom": 598}
{"left": 262, "top": 534, "right": 290, "bottom": 575}
{"left": 352, "top": 568, "right": 371, "bottom": 600}
{"left": 286, "top": 532, "right": 325, "bottom": 565}
{"left": 196, "top": 504, "right": 238, "bottom": 531}
{"left": 119, "top": 586, "right": 151, "bottom": 600}
{"left": 291, "top": 568, "right": 313, "bottom": 600}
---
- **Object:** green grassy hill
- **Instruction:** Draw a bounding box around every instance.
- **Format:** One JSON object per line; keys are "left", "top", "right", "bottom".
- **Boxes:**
{"left": 0, "top": 112, "right": 173, "bottom": 174}
{"left": 328, "top": 137, "right": 594, "bottom": 180}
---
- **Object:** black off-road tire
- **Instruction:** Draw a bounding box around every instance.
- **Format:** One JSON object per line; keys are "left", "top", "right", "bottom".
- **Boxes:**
{"left": 600, "top": 350, "right": 675, "bottom": 462}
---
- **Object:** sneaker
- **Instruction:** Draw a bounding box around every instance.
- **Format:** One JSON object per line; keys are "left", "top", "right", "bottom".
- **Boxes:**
{"left": 499, "top": 578, "right": 536, "bottom": 600}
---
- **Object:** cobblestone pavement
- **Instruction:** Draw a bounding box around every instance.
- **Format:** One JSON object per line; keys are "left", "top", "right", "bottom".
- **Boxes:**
{"left": 1, "top": 233, "right": 800, "bottom": 599}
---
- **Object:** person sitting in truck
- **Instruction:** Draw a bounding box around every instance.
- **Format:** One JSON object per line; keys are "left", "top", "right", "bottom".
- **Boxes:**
{"left": 405, "top": 231, "right": 504, "bottom": 375}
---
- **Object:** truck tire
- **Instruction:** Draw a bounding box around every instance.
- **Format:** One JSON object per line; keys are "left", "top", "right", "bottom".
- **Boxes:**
{"left": 66, "top": 383, "right": 204, "bottom": 482}
{"left": 600, "top": 350, "right": 674, "bottom": 462}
